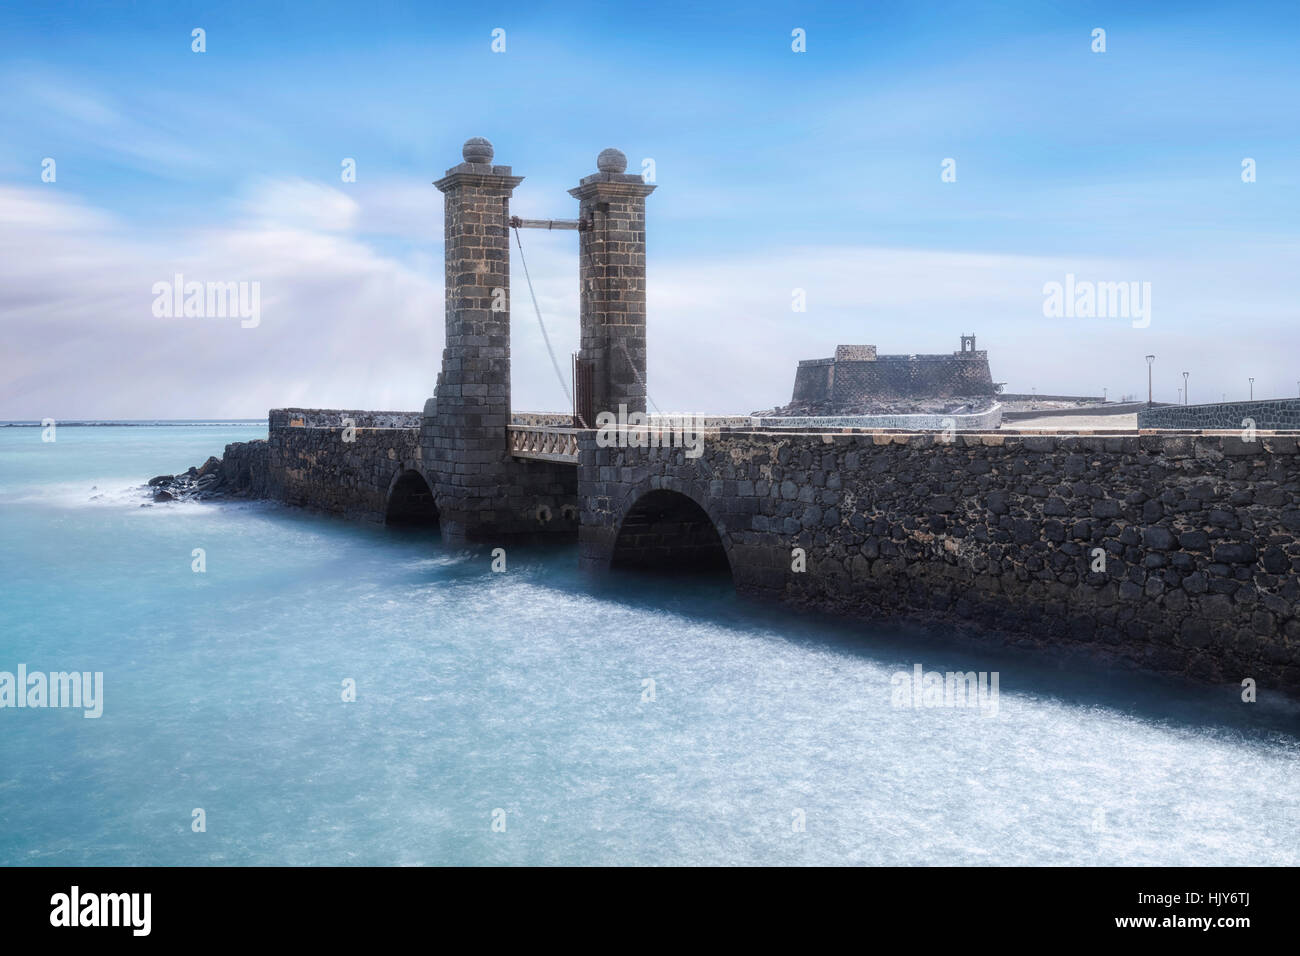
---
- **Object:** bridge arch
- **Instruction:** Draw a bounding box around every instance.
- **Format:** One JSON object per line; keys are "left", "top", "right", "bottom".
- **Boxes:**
{"left": 384, "top": 465, "right": 439, "bottom": 527}
{"left": 610, "top": 482, "right": 733, "bottom": 578}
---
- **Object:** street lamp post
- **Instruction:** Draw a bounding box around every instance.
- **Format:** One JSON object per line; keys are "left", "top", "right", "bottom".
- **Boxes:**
{"left": 1182, "top": 371, "right": 1189, "bottom": 405}
{"left": 1250, "top": 377, "right": 1255, "bottom": 400}
{"left": 1145, "top": 355, "right": 1155, "bottom": 406}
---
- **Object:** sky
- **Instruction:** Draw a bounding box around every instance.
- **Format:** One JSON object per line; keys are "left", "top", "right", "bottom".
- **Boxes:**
{"left": 2, "top": 0, "right": 1299, "bottom": 418}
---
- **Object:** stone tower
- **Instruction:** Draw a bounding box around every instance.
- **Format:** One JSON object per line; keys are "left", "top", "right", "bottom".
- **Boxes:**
{"left": 421, "top": 137, "right": 579, "bottom": 544}
{"left": 570, "top": 148, "right": 656, "bottom": 419}
{"left": 426, "top": 137, "right": 524, "bottom": 542}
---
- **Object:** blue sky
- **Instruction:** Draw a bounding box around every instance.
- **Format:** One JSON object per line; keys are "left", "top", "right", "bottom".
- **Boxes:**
{"left": 2, "top": 1, "right": 1299, "bottom": 417}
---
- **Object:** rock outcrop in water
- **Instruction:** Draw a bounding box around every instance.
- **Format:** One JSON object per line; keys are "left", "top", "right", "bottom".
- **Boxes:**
{"left": 144, "top": 440, "right": 270, "bottom": 503}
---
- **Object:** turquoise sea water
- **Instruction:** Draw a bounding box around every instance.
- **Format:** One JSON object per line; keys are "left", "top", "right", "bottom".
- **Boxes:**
{"left": 1, "top": 424, "right": 1297, "bottom": 866}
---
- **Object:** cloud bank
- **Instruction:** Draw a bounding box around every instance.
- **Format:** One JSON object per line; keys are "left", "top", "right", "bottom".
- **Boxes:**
{"left": 3, "top": 182, "right": 1299, "bottom": 419}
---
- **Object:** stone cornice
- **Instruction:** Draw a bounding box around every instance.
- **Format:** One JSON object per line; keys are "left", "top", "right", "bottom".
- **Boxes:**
{"left": 568, "top": 173, "right": 657, "bottom": 200}
{"left": 434, "top": 163, "right": 524, "bottom": 193}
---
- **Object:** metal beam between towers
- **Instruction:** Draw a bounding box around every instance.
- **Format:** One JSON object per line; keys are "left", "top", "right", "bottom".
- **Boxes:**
{"left": 509, "top": 216, "right": 585, "bottom": 231}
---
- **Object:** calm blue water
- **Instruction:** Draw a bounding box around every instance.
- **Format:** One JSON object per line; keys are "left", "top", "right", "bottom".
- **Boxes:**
{"left": 1, "top": 425, "right": 1297, "bottom": 865}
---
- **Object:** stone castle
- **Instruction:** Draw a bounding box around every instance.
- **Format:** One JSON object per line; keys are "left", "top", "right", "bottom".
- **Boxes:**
{"left": 789, "top": 335, "right": 997, "bottom": 412}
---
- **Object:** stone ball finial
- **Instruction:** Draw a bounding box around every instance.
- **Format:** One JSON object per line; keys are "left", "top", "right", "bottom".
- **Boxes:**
{"left": 596, "top": 148, "right": 628, "bottom": 173}
{"left": 462, "top": 137, "right": 494, "bottom": 164}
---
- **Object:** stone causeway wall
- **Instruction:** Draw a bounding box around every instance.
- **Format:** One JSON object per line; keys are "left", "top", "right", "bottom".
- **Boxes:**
{"left": 579, "top": 430, "right": 1300, "bottom": 690}
{"left": 217, "top": 411, "right": 422, "bottom": 520}
{"left": 267, "top": 416, "right": 423, "bottom": 521}
{"left": 271, "top": 408, "right": 422, "bottom": 429}
{"left": 754, "top": 404, "right": 1003, "bottom": 431}
{"left": 511, "top": 411, "right": 578, "bottom": 427}
{"left": 1138, "top": 397, "right": 1300, "bottom": 431}
{"left": 214, "top": 408, "right": 578, "bottom": 531}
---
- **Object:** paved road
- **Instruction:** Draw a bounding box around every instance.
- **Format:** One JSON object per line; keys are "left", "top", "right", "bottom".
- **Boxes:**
{"left": 1008, "top": 413, "right": 1139, "bottom": 430}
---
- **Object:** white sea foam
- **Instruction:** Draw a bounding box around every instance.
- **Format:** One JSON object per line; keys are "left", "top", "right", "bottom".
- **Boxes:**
{"left": 2, "top": 426, "right": 1297, "bottom": 867}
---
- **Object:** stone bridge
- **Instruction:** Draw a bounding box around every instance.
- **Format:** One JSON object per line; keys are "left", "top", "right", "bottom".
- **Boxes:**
{"left": 576, "top": 428, "right": 1300, "bottom": 688}
{"left": 211, "top": 138, "right": 1300, "bottom": 694}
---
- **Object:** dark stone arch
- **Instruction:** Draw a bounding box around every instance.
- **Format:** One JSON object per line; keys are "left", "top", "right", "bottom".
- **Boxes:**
{"left": 385, "top": 468, "right": 439, "bottom": 527}
{"left": 611, "top": 488, "right": 731, "bottom": 575}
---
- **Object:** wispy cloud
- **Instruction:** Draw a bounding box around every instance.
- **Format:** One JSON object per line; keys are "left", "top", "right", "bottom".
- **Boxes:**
{"left": 0, "top": 184, "right": 440, "bottom": 418}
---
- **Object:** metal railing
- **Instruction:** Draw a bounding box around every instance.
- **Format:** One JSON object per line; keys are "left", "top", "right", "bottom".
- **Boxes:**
{"left": 507, "top": 426, "right": 581, "bottom": 463}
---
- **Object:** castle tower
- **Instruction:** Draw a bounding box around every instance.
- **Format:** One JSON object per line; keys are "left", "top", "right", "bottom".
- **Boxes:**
{"left": 569, "top": 148, "right": 656, "bottom": 420}
{"left": 426, "top": 137, "right": 524, "bottom": 541}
